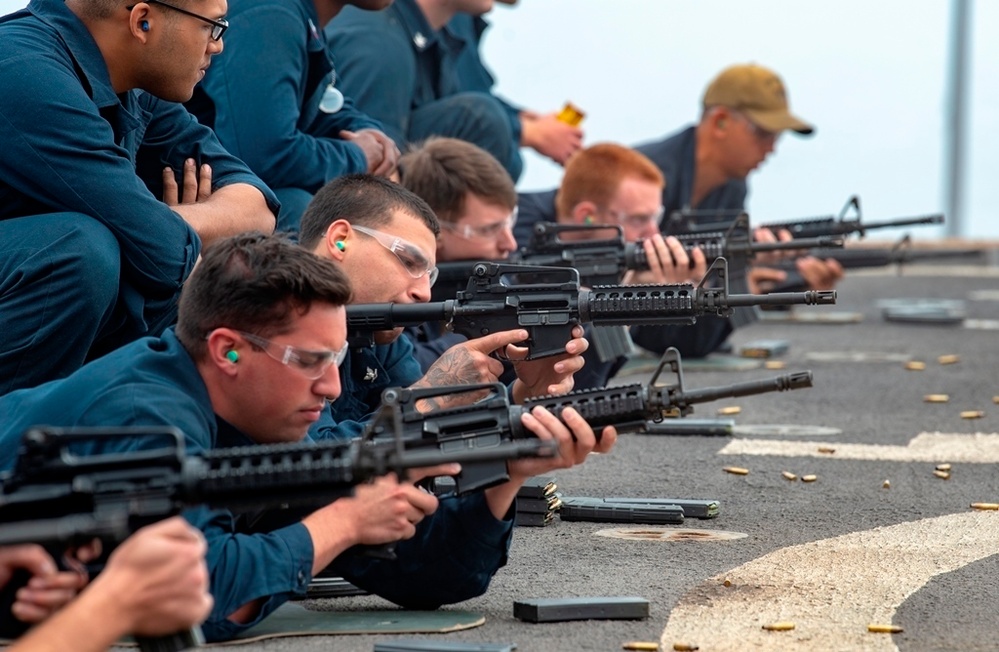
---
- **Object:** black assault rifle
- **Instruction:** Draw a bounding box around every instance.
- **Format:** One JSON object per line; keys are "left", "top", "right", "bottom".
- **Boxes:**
{"left": 431, "top": 215, "right": 843, "bottom": 295}
{"left": 766, "top": 235, "right": 985, "bottom": 293}
{"left": 379, "top": 347, "right": 812, "bottom": 495}
{"left": 664, "top": 195, "right": 944, "bottom": 240}
{"left": 350, "top": 258, "right": 836, "bottom": 359}
{"left": 0, "top": 403, "right": 555, "bottom": 650}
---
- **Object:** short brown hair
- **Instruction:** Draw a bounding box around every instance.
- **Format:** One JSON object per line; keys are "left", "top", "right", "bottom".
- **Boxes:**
{"left": 176, "top": 232, "right": 353, "bottom": 359}
{"left": 555, "top": 143, "right": 664, "bottom": 217}
{"left": 298, "top": 174, "right": 440, "bottom": 249}
{"left": 398, "top": 137, "right": 516, "bottom": 223}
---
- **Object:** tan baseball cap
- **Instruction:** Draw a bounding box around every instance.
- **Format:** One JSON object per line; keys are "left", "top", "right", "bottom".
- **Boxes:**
{"left": 703, "top": 63, "right": 814, "bottom": 135}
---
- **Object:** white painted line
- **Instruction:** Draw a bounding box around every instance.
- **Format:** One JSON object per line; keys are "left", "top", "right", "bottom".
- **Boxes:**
{"left": 731, "top": 424, "right": 843, "bottom": 438}
{"left": 965, "top": 319, "right": 999, "bottom": 330}
{"left": 660, "top": 511, "right": 999, "bottom": 651}
{"left": 720, "top": 432, "right": 999, "bottom": 463}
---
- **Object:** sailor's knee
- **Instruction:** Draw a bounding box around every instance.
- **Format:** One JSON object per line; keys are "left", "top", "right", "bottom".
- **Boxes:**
{"left": 41, "top": 214, "right": 121, "bottom": 302}
{"left": 440, "top": 92, "right": 512, "bottom": 138}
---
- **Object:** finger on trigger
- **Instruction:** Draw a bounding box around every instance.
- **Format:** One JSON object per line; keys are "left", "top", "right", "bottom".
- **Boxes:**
{"left": 480, "top": 329, "right": 529, "bottom": 350}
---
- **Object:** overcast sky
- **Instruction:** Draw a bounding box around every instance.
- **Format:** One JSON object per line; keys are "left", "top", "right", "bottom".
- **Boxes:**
{"left": 480, "top": 1, "right": 997, "bottom": 240}
{"left": 2, "top": 0, "right": 994, "bottom": 239}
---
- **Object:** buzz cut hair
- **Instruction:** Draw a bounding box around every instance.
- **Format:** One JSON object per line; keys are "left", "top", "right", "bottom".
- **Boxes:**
{"left": 298, "top": 174, "right": 440, "bottom": 250}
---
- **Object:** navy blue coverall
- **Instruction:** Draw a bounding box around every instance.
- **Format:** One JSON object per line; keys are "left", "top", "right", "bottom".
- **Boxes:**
{"left": 0, "top": 0, "right": 278, "bottom": 395}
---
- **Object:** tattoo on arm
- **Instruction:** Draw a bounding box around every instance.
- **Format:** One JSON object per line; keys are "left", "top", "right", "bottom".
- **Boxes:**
{"left": 424, "top": 348, "right": 483, "bottom": 385}
{"left": 410, "top": 348, "right": 493, "bottom": 411}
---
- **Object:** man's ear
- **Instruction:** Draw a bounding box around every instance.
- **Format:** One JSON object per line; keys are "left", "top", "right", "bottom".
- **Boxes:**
{"left": 205, "top": 329, "right": 240, "bottom": 375}
{"left": 324, "top": 220, "right": 352, "bottom": 260}
{"left": 711, "top": 107, "right": 733, "bottom": 134}
{"left": 128, "top": 4, "right": 153, "bottom": 41}
{"left": 569, "top": 201, "right": 597, "bottom": 225}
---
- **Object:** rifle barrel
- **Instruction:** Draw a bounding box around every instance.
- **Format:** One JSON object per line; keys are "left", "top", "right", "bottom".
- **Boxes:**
{"left": 0, "top": 513, "right": 130, "bottom": 548}
{"left": 762, "top": 213, "right": 945, "bottom": 239}
{"left": 346, "top": 302, "right": 451, "bottom": 331}
{"left": 854, "top": 214, "right": 944, "bottom": 232}
{"left": 787, "top": 246, "right": 981, "bottom": 271}
{"left": 723, "top": 289, "right": 837, "bottom": 307}
{"left": 672, "top": 371, "right": 813, "bottom": 406}
{"left": 745, "top": 236, "right": 844, "bottom": 254}
{"left": 522, "top": 370, "right": 813, "bottom": 430}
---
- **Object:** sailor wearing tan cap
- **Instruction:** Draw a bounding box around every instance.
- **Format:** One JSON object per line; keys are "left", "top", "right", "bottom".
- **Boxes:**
{"left": 636, "top": 63, "right": 812, "bottom": 218}
{"left": 696, "top": 63, "right": 814, "bottom": 187}
{"left": 514, "top": 63, "right": 841, "bottom": 361}
{"left": 631, "top": 63, "right": 842, "bottom": 301}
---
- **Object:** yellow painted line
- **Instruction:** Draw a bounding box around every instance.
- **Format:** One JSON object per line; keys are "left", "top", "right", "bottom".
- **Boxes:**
{"left": 660, "top": 511, "right": 999, "bottom": 651}
{"left": 720, "top": 432, "right": 999, "bottom": 463}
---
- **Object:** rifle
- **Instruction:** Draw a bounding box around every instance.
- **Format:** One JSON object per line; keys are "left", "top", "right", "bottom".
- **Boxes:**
{"left": 0, "top": 403, "right": 555, "bottom": 650}
{"left": 767, "top": 235, "right": 984, "bottom": 293}
{"left": 350, "top": 258, "right": 836, "bottom": 359}
{"left": 432, "top": 216, "right": 842, "bottom": 295}
{"left": 379, "top": 347, "right": 812, "bottom": 494}
{"left": 664, "top": 195, "right": 944, "bottom": 240}
{"left": 522, "top": 346, "right": 812, "bottom": 428}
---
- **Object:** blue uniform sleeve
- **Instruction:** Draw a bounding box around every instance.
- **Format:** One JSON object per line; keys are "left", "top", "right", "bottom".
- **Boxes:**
{"left": 307, "top": 92, "right": 385, "bottom": 139}
{"left": 327, "top": 11, "right": 418, "bottom": 148}
{"left": 496, "top": 97, "right": 523, "bottom": 145}
{"left": 198, "top": 4, "right": 370, "bottom": 192}
{"left": 186, "top": 507, "right": 315, "bottom": 642}
{"left": 329, "top": 491, "right": 512, "bottom": 608}
{"left": 0, "top": 47, "right": 198, "bottom": 295}
{"left": 134, "top": 97, "right": 279, "bottom": 216}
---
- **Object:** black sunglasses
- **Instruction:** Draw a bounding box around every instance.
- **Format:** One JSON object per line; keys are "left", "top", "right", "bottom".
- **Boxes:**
{"left": 127, "top": 0, "right": 228, "bottom": 41}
